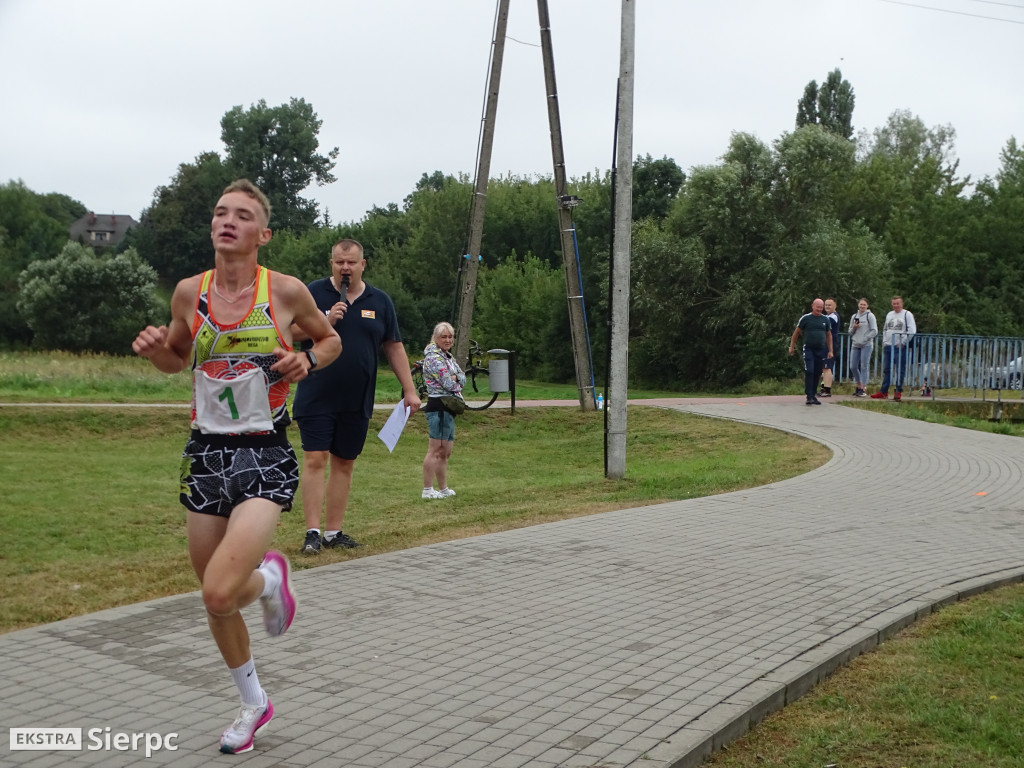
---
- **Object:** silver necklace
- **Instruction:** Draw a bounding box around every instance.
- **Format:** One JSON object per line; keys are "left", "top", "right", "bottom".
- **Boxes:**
{"left": 211, "top": 274, "right": 257, "bottom": 304}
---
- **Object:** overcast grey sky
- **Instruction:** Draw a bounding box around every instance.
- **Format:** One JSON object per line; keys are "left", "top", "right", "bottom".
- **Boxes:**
{"left": 1, "top": 0, "right": 1021, "bottom": 225}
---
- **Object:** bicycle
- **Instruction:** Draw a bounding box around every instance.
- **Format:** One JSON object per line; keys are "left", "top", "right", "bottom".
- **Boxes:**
{"left": 411, "top": 339, "right": 500, "bottom": 411}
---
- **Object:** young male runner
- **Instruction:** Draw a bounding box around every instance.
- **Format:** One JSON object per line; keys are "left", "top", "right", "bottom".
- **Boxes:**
{"left": 132, "top": 179, "right": 340, "bottom": 753}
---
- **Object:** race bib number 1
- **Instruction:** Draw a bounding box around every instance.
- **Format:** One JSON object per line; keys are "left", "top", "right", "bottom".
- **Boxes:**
{"left": 194, "top": 368, "right": 274, "bottom": 434}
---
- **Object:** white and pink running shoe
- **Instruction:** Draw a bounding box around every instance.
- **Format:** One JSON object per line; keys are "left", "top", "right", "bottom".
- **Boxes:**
{"left": 219, "top": 697, "right": 273, "bottom": 754}
{"left": 259, "top": 551, "right": 296, "bottom": 637}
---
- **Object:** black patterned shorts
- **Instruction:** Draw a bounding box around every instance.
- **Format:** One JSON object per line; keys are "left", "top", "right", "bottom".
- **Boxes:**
{"left": 179, "top": 435, "right": 298, "bottom": 518}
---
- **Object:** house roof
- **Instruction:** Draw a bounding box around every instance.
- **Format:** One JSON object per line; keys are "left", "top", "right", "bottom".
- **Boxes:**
{"left": 69, "top": 212, "right": 139, "bottom": 243}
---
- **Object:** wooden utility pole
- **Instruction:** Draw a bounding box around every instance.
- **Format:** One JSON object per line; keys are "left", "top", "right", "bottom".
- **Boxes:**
{"left": 606, "top": 0, "right": 635, "bottom": 479}
{"left": 537, "top": 0, "right": 597, "bottom": 410}
{"left": 455, "top": 0, "right": 597, "bottom": 408}
{"left": 454, "top": 0, "right": 511, "bottom": 364}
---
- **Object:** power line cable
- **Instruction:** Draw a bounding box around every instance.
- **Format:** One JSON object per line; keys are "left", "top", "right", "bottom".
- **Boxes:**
{"left": 506, "top": 35, "right": 541, "bottom": 47}
{"left": 963, "top": 0, "right": 1024, "bottom": 10}
{"left": 881, "top": 0, "right": 1024, "bottom": 23}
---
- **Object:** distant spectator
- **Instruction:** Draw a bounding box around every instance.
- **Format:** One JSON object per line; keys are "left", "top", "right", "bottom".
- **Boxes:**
{"left": 789, "top": 298, "right": 833, "bottom": 406}
{"left": 421, "top": 322, "right": 465, "bottom": 499}
{"left": 819, "top": 298, "right": 841, "bottom": 397}
{"left": 847, "top": 298, "right": 878, "bottom": 397}
{"left": 871, "top": 296, "right": 916, "bottom": 402}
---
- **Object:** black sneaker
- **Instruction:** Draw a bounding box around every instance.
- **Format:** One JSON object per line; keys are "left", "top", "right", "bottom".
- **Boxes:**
{"left": 323, "top": 531, "right": 361, "bottom": 549}
{"left": 301, "top": 530, "right": 321, "bottom": 555}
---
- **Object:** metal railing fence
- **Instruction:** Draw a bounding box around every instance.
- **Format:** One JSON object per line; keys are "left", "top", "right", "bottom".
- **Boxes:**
{"left": 833, "top": 333, "right": 1024, "bottom": 394}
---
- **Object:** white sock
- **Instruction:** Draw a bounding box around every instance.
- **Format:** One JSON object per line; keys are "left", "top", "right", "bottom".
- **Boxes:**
{"left": 324, "top": 530, "right": 340, "bottom": 542}
{"left": 423, "top": 487, "right": 433, "bottom": 492}
{"left": 306, "top": 527, "right": 321, "bottom": 536}
{"left": 229, "top": 659, "right": 265, "bottom": 707}
{"left": 258, "top": 560, "right": 280, "bottom": 599}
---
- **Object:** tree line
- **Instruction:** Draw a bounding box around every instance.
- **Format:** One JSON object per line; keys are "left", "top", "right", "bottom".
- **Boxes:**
{"left": 3, "top": 74, "right": 1022, "bottom": 388}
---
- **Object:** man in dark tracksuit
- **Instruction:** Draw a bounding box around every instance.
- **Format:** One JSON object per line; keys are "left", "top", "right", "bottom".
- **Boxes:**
{"left": 789, "top": 298, "right": 834, "bottom": 406}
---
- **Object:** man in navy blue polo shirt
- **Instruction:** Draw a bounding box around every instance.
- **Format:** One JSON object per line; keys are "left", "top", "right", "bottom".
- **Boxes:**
{"left": 291, "top": 239, "right": 421, "bottom": 553}
{"left": 789, "top": 298, "right": 833, "bottom": 406}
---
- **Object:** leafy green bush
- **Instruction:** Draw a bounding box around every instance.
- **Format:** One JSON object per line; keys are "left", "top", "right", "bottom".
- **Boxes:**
{"left": 17, "top": 242, "right": 162, "bottom": 354}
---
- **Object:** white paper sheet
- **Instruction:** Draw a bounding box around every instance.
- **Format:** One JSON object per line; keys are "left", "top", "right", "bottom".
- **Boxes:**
{"left": 377, "top": 400, "right": 411, "bottom": 453}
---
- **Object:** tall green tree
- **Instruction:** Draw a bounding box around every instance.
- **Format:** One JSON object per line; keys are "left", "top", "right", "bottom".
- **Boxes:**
{"left": 631, "top": 130, "right": 889, "bottom": 387}
{"left": 843, "top": 111, "right": 959, "bottom": 238}
{"left": 481, "top": 175, "right": 560, "bottom": 270}
{"left": 632, "top": 154, "right": 685, "bottom": 221}
{"left": 131, "top": 151, "right": 233, "bottom": 283}
{"left": 473, "top": 252, "right": 573, "bottom": 381}
{"left": 221, "top": 97, "right": 339, "bottom": 233}
{"left": 845, "top": 110, "right": 971, "bottom": 331}
{"left": 397, "top": 172, "right": 472, "bottom": 306}
{"left": 134, "top": 99, "right": 338, "bottom": 283}
{"left": 859, "top": 108, "right": 956, "bottom": 166}
{"left": 972, "top": 139, "right": 1024, "bottom": 333}
{"left": 895, "top": 136, "right": 1024, "bottom": 336}
{"left": 795, "top": 68, "right": 855, "bottom": 140}
{"left": 775, "top": 124, "right": 857, "bottom": 234}
{"left": 37, "top": 192, "right": 87, "bottom": 227}
{"left": 629, "top": 219, "right": 708, "bottom": 385}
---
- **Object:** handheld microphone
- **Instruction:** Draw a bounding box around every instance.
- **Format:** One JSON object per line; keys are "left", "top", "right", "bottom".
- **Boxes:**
{"left": 340, "top": 275, "right": 350, "bottom": 307}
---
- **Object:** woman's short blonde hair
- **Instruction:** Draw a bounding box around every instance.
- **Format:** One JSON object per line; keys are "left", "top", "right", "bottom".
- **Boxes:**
{"left": 431, "top": 322, "right": 455, "bottom": 344}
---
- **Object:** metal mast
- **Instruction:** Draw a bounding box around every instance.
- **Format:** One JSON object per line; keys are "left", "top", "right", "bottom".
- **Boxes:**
{"left": 454, "top": 0, "right": 511, "bottom": 364}
{"left": 537, "top": 0, "right": 597, "bottom": 410}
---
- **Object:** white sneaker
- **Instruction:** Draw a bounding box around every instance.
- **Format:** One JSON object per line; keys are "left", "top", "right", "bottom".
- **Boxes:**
{"left": 258, "top": 551, "right": 296, "bottom": 637}
{"left": 422, "top": 489, "right": 443, "bottom": 499}
{"left": 219, "top": 697, "right": 273, "bottom": 754}
{"left": 438, "top": 487, "right": 456, "bottom": 498}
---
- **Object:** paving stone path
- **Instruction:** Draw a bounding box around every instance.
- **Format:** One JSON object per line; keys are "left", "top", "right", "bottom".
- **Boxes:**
{"left": 3, "top": 397, "right": 1023, "bottom": 767}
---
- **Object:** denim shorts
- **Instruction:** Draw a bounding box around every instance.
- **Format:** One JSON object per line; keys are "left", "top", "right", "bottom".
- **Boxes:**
{"left": 426, "top": 410, "right": 455, "bottom": 441}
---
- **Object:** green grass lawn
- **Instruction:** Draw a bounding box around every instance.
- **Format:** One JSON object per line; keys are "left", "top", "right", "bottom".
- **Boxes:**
{"left": 0, "top": 350, "right": 694, "bottom": 404}
{"left": 842, "top": 397, "right": 1024, "bottom": 437}
{"left": 706, "top": 582, "right": 1024, "bottom": 768}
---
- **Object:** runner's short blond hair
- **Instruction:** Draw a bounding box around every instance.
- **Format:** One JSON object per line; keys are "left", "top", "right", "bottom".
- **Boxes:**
{"left": 223, "top": 179, "right": 271, "bottom": 226}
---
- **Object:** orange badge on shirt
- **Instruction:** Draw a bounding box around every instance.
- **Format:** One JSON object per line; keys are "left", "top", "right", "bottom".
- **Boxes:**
{"left": 361, "top": 310, "right": 376, "bottom": 319}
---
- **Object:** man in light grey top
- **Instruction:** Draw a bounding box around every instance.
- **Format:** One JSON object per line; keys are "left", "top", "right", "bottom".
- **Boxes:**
{"left": 871, "top": 296, "right": 916, "bottom": 401}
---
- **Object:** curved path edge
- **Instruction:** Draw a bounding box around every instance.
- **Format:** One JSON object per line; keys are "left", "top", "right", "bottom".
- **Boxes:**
{"left": 656, "top": 565, "right": 1024, "bottom": 768}
{"left": 638, "top": 397, "right": 1024, "bottom": 767}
